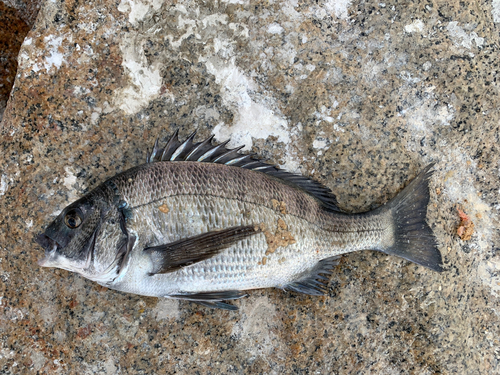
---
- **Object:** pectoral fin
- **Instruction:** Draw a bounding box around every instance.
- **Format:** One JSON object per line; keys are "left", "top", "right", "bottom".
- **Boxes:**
{"left": 144, "top": 225, "right": 259, "bottom": 275}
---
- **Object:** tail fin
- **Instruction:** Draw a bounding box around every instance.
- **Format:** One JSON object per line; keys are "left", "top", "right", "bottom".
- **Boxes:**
{"left": 382, "top": 164, "right": 443, "bottom": 272}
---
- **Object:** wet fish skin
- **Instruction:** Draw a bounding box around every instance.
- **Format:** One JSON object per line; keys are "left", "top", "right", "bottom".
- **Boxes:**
{"left": 106, "top": 162, "right": 389, "bottom": 293}
{"left": 36, "top": 131, "right": 442, "bottom": 310}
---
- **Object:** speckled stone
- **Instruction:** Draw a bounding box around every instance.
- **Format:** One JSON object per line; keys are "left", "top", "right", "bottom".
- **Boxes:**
{"left": 1, "top": 0, "right": 500, "bottom": 373}
{"left": 2, "top": 0, "right": 41, "bottom": 26}
{"left": 0, "top": 1, "right": 31, "bottom": 122}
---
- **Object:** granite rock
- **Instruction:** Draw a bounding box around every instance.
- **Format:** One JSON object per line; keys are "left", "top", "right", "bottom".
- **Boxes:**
{"left": 1, "top": 0, "right": 500, "bottom": 373}
{"left": 0, "top": 1, "right": 31, "bottom": 122}
{"left": 1, "top": 0, "right": 41, "bottom": 27}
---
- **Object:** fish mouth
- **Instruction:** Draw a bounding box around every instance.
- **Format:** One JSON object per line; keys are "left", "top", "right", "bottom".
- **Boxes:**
{"left": 35, "top": 233, "right": 59, "bottom": 267}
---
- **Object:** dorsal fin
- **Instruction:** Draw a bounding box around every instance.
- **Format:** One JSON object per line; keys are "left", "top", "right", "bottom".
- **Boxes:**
{"left": 146, "top": 131, "right": 341, "bottom": 212}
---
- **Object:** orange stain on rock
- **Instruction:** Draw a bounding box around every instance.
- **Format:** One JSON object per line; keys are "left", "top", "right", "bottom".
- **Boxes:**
{"left": 457, "top": 208, "right": 474, "bottom": 241}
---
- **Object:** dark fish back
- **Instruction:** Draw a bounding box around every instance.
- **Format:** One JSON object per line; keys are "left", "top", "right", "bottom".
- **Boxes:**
{"left": 110, "top": 162, "right": 328, "bottom": 226}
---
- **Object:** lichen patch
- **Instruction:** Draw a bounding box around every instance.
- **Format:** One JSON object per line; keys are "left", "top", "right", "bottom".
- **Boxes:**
{"left": 277, "top": 218, "right": 287, "bottom": 230}
{"left": 158, "top": 204, "right": 170, "bottom": 214}
{"left": 457, "top": 208, "right": 474, "bottom": 240}
{"left": 271, "top": 199, "right": 287, "bottom": 214}
{"left": 258, "top": 219, "right": 296, "bottom": 256}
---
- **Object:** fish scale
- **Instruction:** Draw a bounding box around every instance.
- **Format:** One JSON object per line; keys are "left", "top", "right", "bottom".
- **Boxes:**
{"left": 36, "top": 132, "right": 442, "bottom": 310}
{"left": 116, "top": 187, "right": 389, "bottom": 295}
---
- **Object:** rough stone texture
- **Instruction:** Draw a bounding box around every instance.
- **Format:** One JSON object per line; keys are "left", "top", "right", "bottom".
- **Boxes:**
{"left": 1, "top": 0, "right": 500, "bottom": 373}
{"left": 0, "top": 0, "right": 41, "bottom": 121}
{"left": 0, "top": 1, "right": 31, "bottom": 122}
{"left": 1, "top": 0, "right": 42, "bottom": 27}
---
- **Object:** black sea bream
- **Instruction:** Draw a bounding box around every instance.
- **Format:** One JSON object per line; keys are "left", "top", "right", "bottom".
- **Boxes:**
{"left": 36, "top": 131, "right": 443, "bottom": 310}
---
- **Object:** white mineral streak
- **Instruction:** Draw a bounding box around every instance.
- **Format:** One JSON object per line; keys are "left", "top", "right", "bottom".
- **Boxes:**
{"left": 195, "top": 16, "right": 303, "bottom": 171}
{"left": 446, "top": 22, "right": 484, "bottom": 49}
{"left": 313, "top": 106, "right": 335, "bottom": 124}
{"left": 103, "top": 358, "right": 119, "bottom": 374}
{"left": 90, "top": 109, "right": 101, "bottom": 125}
{"left": 113, "top": 34, "right": 163, "bottom": 115}
{"left": 63, "top": 166, "right": 79, "bottom": 201}
{"left": 494, "top": 0, "right": 500, "bottom": 23}
{"left": 207, "top": 60, "right": 290, "bottom": 149}
{"left": 323, "top": 0, "right": 352, "bottom": 20}
{"left": 220, "top": 0, "right": 248, "bottom": 4}
{"left": 43, "top": 35, "right": 65, "bottom": 71}
{"left": 0, "top": 175, "right": 8, "bottom": 196}
{"left": 267, "top": 23, "right": 284, "bottom": 34}
{"left": 231, "top": 297, "right": 283, "bottom": 357}
{"left": 118, "top": 0, "right": 162, "bottom": 24}
{"left": 282, "top": 0, "right": 302, "bottom": 21}
{"left": 63, "top": 167, "right": 77, "bottom": 189}
{"left": 478, "top": 259, "right": 500, "bottom": 300}
{"left": 312, "top": 138, "right": 329, "bottom": 150}
{"left": 17, "top": 51, "right": 37, "bottom": 74}
{"left": 205, "top": 58, "right": 300, "bottom": 172}
{"left": 114, "top": 0, "right": 165, "bottom": 114}
{"left": 30, "top": 350, "right": 48, "bottom": 372}
{"left": 404, "top": 19, "right": 425, "bottom": 33}
{"left": 202, "top": 14, "right": 229, "bottom": 28}
{"left": 400, "top": 85, "right": 455, "bottom": 130}
{"left": 154, "top": 299, "right": 180, "bottom": 320}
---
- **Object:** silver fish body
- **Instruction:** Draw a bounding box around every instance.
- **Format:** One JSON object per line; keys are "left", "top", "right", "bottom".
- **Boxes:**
{"left": 36, "top": 132, "right": 442, "bottom": 310}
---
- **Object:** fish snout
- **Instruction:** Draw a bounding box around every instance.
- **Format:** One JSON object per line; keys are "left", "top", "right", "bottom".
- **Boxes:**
{"left": 35, "top": 233, "right": 58, "bottom": 267}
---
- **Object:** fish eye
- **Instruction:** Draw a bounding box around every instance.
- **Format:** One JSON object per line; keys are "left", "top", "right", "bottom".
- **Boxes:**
{"left": 64, "top": 209, "right": 83, "bottom": 229}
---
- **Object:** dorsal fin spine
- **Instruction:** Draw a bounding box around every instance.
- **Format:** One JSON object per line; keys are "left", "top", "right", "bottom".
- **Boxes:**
{"left": 171, "top": 139, "right": 190, "bottom": 161}
{"left": 185, "top": 135, "right": 214, "bottom": 161}
{"left": 197, "top": 147, "right": 219, "bottom": 162}
{"left": 239, "top": 161, "right": 262, "bottom": 169}
{"left": 197, "top": 140, "right": 229, "bottom": 162}
{"left": 213, "top": 146, "right": 245, "bottom": 163}
{"left": 158, "top": 129, "right": 179, "bottom": 161}
{"left": 225, "top": 154, "right": 251, "bottom": 166}
{"left": 252, "top": 166, "right": 271, "bottom": 171}
{"left": 148, "top": 139, "right": 160, "bottom": 162}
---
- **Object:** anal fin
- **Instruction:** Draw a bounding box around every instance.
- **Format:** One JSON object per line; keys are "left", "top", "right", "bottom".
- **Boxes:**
{"left": 284, "top": 256, "right": 340, "bottom": 296}
{"left": 168, "top": 290, "right": 247, "bottom": 311}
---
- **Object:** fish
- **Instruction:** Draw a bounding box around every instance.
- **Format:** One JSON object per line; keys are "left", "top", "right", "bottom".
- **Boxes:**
{"left": 35, "top": 130, "right": 443, "bottom": 310}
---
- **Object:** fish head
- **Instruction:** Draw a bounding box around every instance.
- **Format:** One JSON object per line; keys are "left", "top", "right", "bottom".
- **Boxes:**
{"left": 35, "top": 188, "right": 122, "bottom": 280}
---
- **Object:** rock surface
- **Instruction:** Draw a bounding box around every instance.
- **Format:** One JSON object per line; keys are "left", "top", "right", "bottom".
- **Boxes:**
{"left": 0, "top": 0, "right": 32, "bottom": 122}
{"left": 1, "top": 0, "right": 41, "bottom": 26}
{"left": 1, "top": 0, "right": 500, "bottom": 373}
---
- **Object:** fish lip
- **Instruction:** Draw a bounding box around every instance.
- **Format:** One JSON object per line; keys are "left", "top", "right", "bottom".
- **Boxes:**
{"left": 35, "top": 233, "right": 59, "bottom": 267}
